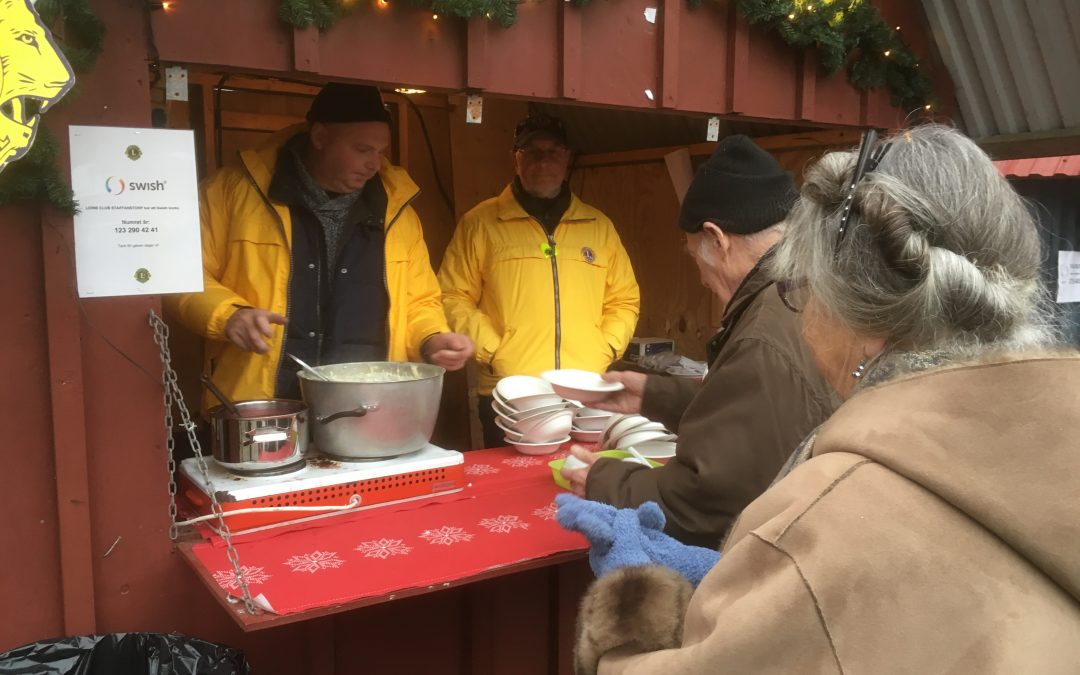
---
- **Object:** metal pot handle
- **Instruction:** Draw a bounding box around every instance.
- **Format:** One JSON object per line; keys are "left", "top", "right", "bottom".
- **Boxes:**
{"left": 317, "top": 403, "right": 379, "bottom": 425}
{"left": 243, "top": 427, "right": 291, "bottom": 446}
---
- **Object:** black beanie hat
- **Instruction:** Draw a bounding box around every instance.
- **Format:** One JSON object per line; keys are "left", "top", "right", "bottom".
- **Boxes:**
{"left": 678, "top": 134, "right": 798, "bottom": 234}
{"left": 306, "top": 83, "right": 393, "bottom": 125}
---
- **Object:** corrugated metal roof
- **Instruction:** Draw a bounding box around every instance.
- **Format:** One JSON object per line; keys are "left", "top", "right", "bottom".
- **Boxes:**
{"left": 996, "top": 155, "right": 1080, "bottom": 178}
{"left": 920, "top": 0, "right": 1080, "bottom": 140}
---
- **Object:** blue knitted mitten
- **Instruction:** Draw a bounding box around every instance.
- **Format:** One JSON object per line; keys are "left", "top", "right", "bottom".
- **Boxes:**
{"left": 555, "top": 494, "right": 720, "bottom": 586}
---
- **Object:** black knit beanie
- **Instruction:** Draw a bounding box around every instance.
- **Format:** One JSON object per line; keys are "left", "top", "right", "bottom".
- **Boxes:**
{"left": 307, "top": 83, "right": 392, "bottom": 125}
{"left": 678, "top": 134, "right": 798, "bottom": 234}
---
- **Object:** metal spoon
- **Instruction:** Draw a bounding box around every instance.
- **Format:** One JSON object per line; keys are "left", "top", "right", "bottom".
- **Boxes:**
{"left": 200, "top": 374, "right": 241, "bottom": 417}
{"left": 287, "top": 353, "right": 329, "bottom": 382}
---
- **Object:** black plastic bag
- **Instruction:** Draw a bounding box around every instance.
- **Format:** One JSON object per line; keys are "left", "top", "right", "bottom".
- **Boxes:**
{"left": 0, "top": 632, "right": 249, "bottom": 675}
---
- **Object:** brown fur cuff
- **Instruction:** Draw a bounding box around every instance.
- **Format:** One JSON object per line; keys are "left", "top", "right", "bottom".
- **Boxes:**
{"left": 574, "top": 565, "right": 694, "bottom": 675}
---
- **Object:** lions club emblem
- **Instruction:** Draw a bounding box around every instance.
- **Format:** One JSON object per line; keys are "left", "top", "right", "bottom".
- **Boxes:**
{"left": 581, "top": 247, "right": 596, "bottom": 264}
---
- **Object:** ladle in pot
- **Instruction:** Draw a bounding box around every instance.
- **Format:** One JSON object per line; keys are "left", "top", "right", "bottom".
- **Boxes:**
{"left": 200, "top": 374, "right": 241, "bottom": 417}
{"left": 287, "top": 353, "right": 329, "bottom": 382}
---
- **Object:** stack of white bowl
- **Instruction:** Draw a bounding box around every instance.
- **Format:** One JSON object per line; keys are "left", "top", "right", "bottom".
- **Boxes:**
{"left": 493, "top": 376, "right": 575, "bottom": 455}
{"left": 599, "top": 414, "right": 677, "bottom": 459}
{"left": 569, "top": 407, "right": 613, "bottom": 443}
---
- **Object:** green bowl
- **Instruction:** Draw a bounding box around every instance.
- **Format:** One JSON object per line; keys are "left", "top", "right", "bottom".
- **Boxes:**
{"left": 549, "top": 450, "right": 662, "bottom": 491}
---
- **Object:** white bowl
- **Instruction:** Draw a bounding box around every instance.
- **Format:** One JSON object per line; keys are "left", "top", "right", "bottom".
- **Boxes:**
{"left": 491, "top": 397, "right": 517, "bottom": 418}
{"left": 540, "top": 369, "right": 624, "bottom": 404}
{"left": 569, "top": 428, "right": 603, "bottom": 443}
{"left": 506, "top": 392, "right": 566, "bottom": 412}
{"left": 493, "top": 416, "right": 524, "bottom": 442}
{"left": 510, "top": 436, "right": 570, "bottom": 456}
{"left": 612, "top": 429, "right": 676, "bottom": 448}
{"left": 632, "top": 441, "right": 677, "bottom": 459}
{"left": 602, "top": 415, "right": 650, "bottom": 446}
{"left": 573, "top": 407, "right": 613, "bottom": 431}
{"left": 517, "top": 410, "right": 574, "bottom": 443}
{"left": 502, "top": 402, "right": 573, "bottom": 424}
{"left": 496, "top": 375, "right": 554, "bottom": 401}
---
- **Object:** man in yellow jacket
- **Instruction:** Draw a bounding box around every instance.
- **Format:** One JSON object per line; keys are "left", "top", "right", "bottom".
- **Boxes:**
{"left": 439, "top": 114, "right": 639, "bottom": 447}
{"left": 170, "top": 84, "right": 473, "bottom": 414}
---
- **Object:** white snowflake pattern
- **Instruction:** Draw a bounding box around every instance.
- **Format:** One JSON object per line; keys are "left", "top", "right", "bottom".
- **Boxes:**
{"left": 354, "top": 538, "right": 413, "bottom": 559}
{"left": 465, "top": 463, "right": 500, "bottom": 476}
{"left": 419, "top": 525, "right": 475, "bottom": 546}
{"left": 532, "top": 502, "right": 558, "bottom": 521}
{"left": 283, "top": 550, "right": 346, "bottom": 574}
{"left": 478, "top": 515, "right": 530, "bottom": 534}
{"left": 212, "top": 565, "right": 271, "bottom": 591}
{"left": 501, "top": 456, "right": 543, "bottom": 468}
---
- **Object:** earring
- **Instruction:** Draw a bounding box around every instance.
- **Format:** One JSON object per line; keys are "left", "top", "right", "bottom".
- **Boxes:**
{"left": 851, "top": 360, "right": 867, "bottom": 379}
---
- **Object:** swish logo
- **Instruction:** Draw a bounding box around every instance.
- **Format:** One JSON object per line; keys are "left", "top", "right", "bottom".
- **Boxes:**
{"left": 105, "top": 176, "right": 126, "bottom": 194}
{"left": 105, "top": 176, "right": 167, "bottom": 195}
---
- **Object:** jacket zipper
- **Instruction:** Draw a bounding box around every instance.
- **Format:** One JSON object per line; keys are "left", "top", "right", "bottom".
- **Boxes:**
{"left": 382, "top": 189, "right": 421, "bottom": 360}
{"left": 241, "top": 162, "right": 293, "bottom": 391}
{"left": 537, "top": 221, "right": 562, "bottom": 370}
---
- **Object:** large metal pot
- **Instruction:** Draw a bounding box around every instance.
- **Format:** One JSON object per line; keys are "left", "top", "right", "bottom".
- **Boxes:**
{"left": 298, "top": 362, "right": 444, "bottom": 460}
{"left": 209, "top": 399, "right": 309, "bottom": 475}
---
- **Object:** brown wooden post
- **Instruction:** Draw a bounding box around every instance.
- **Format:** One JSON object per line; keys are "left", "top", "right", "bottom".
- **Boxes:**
{"left": 293, "top": 26, "right": 321, "bottom": 74}
{"left": 660, "top": 0, "right": 681, "bottom": 110}
{"left": 41, "top": 209, "right": 97, "bottom": 636}
{"left": 560, "top": 1, "right": 582, "bottom": 100}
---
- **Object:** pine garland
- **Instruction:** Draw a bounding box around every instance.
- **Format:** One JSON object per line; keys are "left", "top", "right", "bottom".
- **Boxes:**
{"left": 0, "top": 0, "right": 106, "bottom": 215}
{"left": 734, "top": 0, "right": 935, "bottom": 112}
{"left": 277, "top": 0, "right": 934, "bottom": 112}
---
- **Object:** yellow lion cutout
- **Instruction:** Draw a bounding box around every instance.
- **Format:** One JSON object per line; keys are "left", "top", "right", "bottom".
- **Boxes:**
{"left": 0, "top": 0, "right": 75, "bottom": 173}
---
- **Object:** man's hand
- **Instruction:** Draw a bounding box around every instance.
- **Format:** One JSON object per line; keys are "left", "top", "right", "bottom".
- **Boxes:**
{"left": 590, "top": 371, "right": 647, "bottom": 414}
{"left": 422, "top": 332, "right": 475, "bottom": 371}
{"left": 224, "top": 307, "right": 287, "bottom": 354}
{"left": 559, "top": 444, "right": 602, "bottom": 497}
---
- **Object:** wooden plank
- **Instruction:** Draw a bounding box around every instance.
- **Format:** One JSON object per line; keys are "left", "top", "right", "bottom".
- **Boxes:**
{"left": 977, "top": 126, "right": 1080, "bottom": 159}
{"left": 726, "top": 2, "right": 750, "bottom": 113}
{"left": 293, "top": 26, "right": 321, "bottom": 73}
{"left": 663, "top": 148, "right": 694, "bottom": 203}
{"left": 190, "top": 72, "right": 322, "bottom": 97}
{"left": 177, "top": 543, "right": 586, "bottom": 631}
{"left": 40, "top": 213, "right": 96, "bottom": 636}
{"left": 466, "top": 19, "right": 488, "bottom": 90}
{"left": 660, "top": 0, "right": 681, "bottom": 109}
{"left": 560, "top": 0, "right": 582, "bottom": 99}
{"left": 796, "top": 50, "right": 816, "bottom": 121}
{"left": 220, "top": 110, "right": 306, "bottom": 132}
{"left": 576, "top": 129, "right": 861, "bottom": 168}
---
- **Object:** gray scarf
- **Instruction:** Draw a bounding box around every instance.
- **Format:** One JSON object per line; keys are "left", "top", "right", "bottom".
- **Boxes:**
{"left": 288, "top": 141, "right": 362, "bottom": 266}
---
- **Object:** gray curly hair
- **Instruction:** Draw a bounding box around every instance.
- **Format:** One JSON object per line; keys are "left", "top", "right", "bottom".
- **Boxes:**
{"left": 771, "top": 124, "right": 1058, "bottom": 366}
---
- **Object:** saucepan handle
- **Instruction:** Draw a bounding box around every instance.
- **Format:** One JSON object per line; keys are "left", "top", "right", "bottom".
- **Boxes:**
{"left": 317, "top": 403, "right": 379, "bottom": 425}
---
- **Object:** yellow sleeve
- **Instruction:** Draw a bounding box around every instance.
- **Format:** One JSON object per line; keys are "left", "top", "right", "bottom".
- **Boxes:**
{"left": 400, "top": 207, "right": 452, "bottom": 362}
{"left": 600, "top": 224, "right": 640, "bottom": 358}
{"left": 437, "top": 213, "right": 503, "bottom": 364}
{"left": 163, "top": 170, "right": 250, "bottom": 341}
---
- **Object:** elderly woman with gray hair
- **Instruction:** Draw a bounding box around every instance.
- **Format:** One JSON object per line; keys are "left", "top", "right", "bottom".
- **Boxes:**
{"left": 570, "top": 125, "right": 1080, "bottom": 674}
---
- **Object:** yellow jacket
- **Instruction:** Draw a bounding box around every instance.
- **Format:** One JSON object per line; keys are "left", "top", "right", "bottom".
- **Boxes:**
{"left": 439, "top": 185, "right": 639, "bottom": 395}
{"left": 167, "top": 126, "right": 449, "bottom": 412}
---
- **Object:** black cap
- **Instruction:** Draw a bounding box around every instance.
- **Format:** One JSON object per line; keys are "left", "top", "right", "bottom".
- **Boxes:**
{"left": 306, "top": 83, "right": 392, "bottom": 126}
{"left": 678, "top": 135, "right": 798, "bottom": 234}
{"left": 514, "top": 115, "right": 569, "bottom": 150}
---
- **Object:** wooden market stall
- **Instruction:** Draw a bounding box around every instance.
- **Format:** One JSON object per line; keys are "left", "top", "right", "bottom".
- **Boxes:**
{"left": 1, "top": 0, "right": 951, "bottom": 672}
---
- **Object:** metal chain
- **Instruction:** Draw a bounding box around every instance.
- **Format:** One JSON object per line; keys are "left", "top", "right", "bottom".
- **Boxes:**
{"left": 149, "top": 310, "right": 259, "bottom": 615}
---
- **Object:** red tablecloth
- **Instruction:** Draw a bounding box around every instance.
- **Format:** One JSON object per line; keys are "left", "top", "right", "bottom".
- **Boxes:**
{"left": 189, "top": 447, "right": 587, "bottom": 615}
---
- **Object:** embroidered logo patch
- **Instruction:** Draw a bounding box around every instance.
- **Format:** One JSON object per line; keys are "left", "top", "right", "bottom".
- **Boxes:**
{"left": 581, "top": 247, "right": 596, "bottom": 264}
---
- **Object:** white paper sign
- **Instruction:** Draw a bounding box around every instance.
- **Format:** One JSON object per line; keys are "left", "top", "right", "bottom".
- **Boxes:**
{"left": 70, "top": 126, "right": 202, "bottom": 298}
{"left": 1057, "top": 251, "right": 1080, "bottom": 304}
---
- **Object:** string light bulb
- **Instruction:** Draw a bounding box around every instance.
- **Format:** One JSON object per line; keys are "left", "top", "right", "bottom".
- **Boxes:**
{"left": 432, "top": 12, "right": 438, "bottom": 19}
{"left": 788, "top": 12, "right": 795, "bottom": 19}
{"left": 924, "top": 103, "right": 932, "bottom": 111}
{"left": 883, "top": 49, "right": 891, "bottom": 57}
{"left": 376, "top": 0, "right": 389, "bottom": 8}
